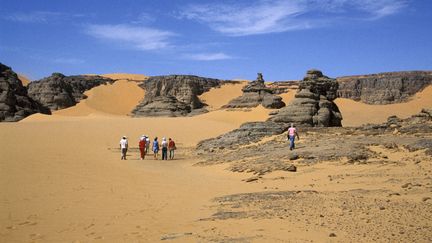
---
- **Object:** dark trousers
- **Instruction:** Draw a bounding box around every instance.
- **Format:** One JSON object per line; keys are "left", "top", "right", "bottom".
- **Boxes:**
{"left": 162, "top": 147, "right": 168, "bottom": 160}
{"left": 121, "top": 148, "right": 127, "bottom": 160}
{"left": 289, "top": 136, "right": 295, "bottom": 150}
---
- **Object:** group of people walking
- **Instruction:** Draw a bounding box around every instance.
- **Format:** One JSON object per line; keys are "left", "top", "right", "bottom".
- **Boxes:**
{"left": 119, "top": 135, "right": 176, "bottom": 160}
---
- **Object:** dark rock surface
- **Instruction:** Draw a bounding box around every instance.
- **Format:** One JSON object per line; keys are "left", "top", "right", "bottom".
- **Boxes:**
{"left": 197, "top": 109, "right": 432, "bottom": 175}
{"left": 269, "top": 69, "right": 342, "bottom": 127}
{"left": 27, "top": 73, "right": 114, "bottom": 111}
{"left": 132, "top": 75, "right": 225, "bottom": 117}
{"left": 0, "top": 63, "right": 50, "bottom": 122}
{"left": 337, "top": 71, "right": 432, "bottom": 104}
{"left": 197, "top": 121, "right": 288, "bottom": 151}
{"left": 223, "top": 73, "right": 285, "bottom": 109}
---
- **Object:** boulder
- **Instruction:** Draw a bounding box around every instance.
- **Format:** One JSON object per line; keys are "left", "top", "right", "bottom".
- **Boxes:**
{"left": 0, "top": 63, "right": 50, "bottom": 122}
{"left": 27, "top": 73, "right": 114, "bottom": 111}
{"left": 223, "top": 73, "right": 285, "bottom": 109}
{"left": 132, "top": 75, "right": 223, "bottom": 117}
{"left": 269, "top": 69, "right": 342, "bottom": 127}
{"left": 337, "top": 71, "right": 432, "bottom": 104}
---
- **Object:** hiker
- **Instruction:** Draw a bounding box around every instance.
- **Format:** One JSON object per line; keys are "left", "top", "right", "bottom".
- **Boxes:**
{"left": 145, "top": 135, "right": 150, "bottom": 154}
{"left": 287, "top": 123, "right": 300, "bottom": 150}
{"left": 139, "top": 135, "right": 146, "bottom": 160}
{"left": 161, "top": 137, "right": 168, "bottom": 160}
{"left": 168, "top": 138, "right": 176, "bottom": 160}
{"left": 119, "top": 136, "right": 128, "bottom": 160}
{"left": 152, "top": 137, "right": 160, "bottom": 159}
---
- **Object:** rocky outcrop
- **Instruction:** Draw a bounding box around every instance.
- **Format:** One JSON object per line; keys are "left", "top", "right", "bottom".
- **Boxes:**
{"left": 27, "top": 73, "right": 114, "bottom": 111}
{"left": 337, "top": 71, "right": 432, "bottom": 104}
{"left": 197, "top": 121, "right": 288, "bottom": 151}
{"left": 0, "top": 63, "right": 50, "bottom": 122}
{"left": 270, "top": 69, "right": 342, "bottom": 127}
{"left": 223, "top": 73, "right": 285, "bottom": 109}
{"left": 132, "top": 75, "right": 224, "bottom": 117}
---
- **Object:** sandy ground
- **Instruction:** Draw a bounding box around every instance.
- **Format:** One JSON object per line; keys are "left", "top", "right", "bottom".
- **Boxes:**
{"left": 1, "top": 78, "right": 431, "bottom": 242}
{"left": 336, "top": 85, "right": 432, "bottom": 127}
{"left": 17, "top": 74, "right": 30, "bottom": 86}
{"left": 199, "top": 82, "right": 246, "bottom": 110}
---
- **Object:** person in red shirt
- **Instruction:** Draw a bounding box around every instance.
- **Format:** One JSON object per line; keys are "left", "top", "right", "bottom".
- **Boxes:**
{"left": 168, "top": 138, "right": 176, "bottom": 160}
{"left": 139, "top": 135, "right": 146, "bottom": 160}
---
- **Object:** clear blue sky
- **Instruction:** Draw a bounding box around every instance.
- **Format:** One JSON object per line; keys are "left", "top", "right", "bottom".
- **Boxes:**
{"left": 1, "top": 0, "right": 431, "bottom": 81}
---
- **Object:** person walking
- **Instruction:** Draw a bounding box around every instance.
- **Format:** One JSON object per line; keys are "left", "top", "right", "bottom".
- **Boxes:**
{"left": 168, "top": 138, "right": 176, "bottom": 160}
{"left": 145, "top": 135, "right": 150, "bottom": 154}
{"left": 119, "top": 136, "right": 128, "bottom": 160}
{"left": 287, "top": 123, "right": 300, "bottom": 150}
{"left": 152, "top": 137, "right": 160, "bottom": 160}
{"left": 139, "top": 135, "right": 146, "bottom": 160}
{"left": 161, "top": 137, "right": 168, "bottom": 160}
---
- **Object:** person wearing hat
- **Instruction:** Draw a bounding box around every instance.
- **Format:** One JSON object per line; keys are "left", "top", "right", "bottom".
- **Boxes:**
{"left": 119, "top": 136, "right": 128, "bottom": 160}
{"left": 138, "top": 135, "right": 146, "bottom": 160}
{"left": 145, "top": 135, "right": 150, "bottom": 154}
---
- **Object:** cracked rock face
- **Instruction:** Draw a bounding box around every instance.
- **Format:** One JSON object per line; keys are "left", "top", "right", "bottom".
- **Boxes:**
{"left": 337, "top": 71, "right": 432, "bottom": 104}
{"left": 223, "top": 73, "right": 285, "bottom": 109}
{"left": 132, "top": 75, "right": 223, "bottom": 117}
{"left": 269, "top": 69, "right": 342, "bottom": 127}
{"left": 0, "top": 63, "right": 50, "bottom": 122}
{"left": 27, "top": 73, "right": 114, "bottom": 111}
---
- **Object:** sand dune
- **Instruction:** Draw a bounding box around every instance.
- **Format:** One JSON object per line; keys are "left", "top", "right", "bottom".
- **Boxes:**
{"left": 17, "top": 74, "right": 30, "bottom": 86}
{"left": 336, "top": 85, "right": 432, "bottom": 126}
{"left": 54, "top": 80, "right": 145, "bottom": 116}
{"left": 99, "top": 73, "right": 148, "bottom": 81}
{"left": 2, "top": 76, "right": 432, "bottom": 242}
{"left": 199, "top": 82, "right": 246, "bottom": 110}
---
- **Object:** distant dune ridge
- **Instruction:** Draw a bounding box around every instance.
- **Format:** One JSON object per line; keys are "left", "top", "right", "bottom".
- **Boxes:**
{"left": 1, "top": 61, "right": 432, "bottom": 124}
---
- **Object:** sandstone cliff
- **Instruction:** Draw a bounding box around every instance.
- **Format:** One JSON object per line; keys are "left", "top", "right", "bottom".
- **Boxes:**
{"left": 0, "top": 63, "right": 50, "bottom": 122}
{"left": 132, "top": 75, "right": 227, "bottom": 117}
{"left": 337, "top": 71, "right": 432, "bottom": 104}
{"left": 27, "top": 73, "right": 115, "bottom": 111}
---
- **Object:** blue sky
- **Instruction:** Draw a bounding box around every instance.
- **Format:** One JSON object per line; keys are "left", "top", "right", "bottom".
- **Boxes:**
{"left": 1, "top": 0, "right": 431, "bottom": 81}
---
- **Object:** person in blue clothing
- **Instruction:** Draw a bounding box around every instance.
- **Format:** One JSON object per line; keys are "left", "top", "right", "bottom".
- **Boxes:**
{"left": 152, "top": 137, "right": 160, "bottom": 160}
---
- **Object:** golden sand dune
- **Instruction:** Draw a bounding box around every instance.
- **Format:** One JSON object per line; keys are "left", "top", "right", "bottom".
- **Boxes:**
{"left": 336, "top": 85, "right": 432, "bottom": 126}
{"left": 99, "top": 73, "right": 148, "bottom": 81}
{"left": 54, "top": 80, "right": 145, "bottom": 116}
{"left": 17, "top": 74, "right": 30, "bottom": 86}
{"left": 199, "top": 82, "right": 246, "bottom": 110}
{"left": 2, "top": 78, "right": 432, "bottom": 242}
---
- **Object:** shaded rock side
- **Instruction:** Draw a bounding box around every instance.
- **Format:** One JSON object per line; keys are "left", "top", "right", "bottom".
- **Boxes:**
{"left": 0, "top": 63, "right": 50, "bottom": 122}
{"left": 223, "top": 73, "right": 285, "bottom": 109}
{"left": 27, "top": 73, "right": 114, "bottom": 111}
{"left": 197, "top": 121, "right": 288, "bottom": 151}
{"left": 269, "top": 69, "right": 342, "bottom": 127}
{"left": 337, "top": 71, "right": 432, "bottom": 104}
{"left": 132, "top": 75, "right": 223, "bottom": 117}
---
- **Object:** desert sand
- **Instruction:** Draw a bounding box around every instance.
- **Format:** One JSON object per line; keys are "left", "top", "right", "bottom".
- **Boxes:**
{"left": 336, "top": 85, "right": 432, "bottom": 127}
{"left": 17, "top": 74, "right": 30, "bottom": 86}
{"left": 1, "top": 78, "right": 431, "bottom": 242}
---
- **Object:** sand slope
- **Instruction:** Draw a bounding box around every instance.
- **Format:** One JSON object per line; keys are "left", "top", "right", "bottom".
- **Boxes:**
{"left": 336, "top": 85, "right": 432, "bottom": 126}
{"left": 54, "top": 80, "right": 145, "bottom": 116}
{"left": 17, "top": 74, "right": 30, "bottom": 86}
{"left": 199, "top": 82, "right": 246, "bottom": 110}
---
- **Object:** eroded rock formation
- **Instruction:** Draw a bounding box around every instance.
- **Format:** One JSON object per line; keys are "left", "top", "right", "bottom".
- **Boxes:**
{"left": 223, "top": 73, "right": 285, "bottom": 109}
{"left": 270, "top": 69, "right": 342, "bottom": 127}
{"left": 337, "top": 71, "right": 432, "bottom": 104}
{"left": 27, "top": 73, "right": 114, "bottom": 111}
{"left": 0, "top": 63, "right": 50, "bottom": 122}
{"left": 132, "top": 75, "right": 224, "bottom": 117}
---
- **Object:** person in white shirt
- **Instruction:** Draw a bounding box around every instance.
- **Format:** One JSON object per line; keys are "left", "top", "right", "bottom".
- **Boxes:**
{"left": 119, "top": 136, "right": 128, "bottom": 160}
{"left": 161, "top": 137, "right": 168, "bottom": 160}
